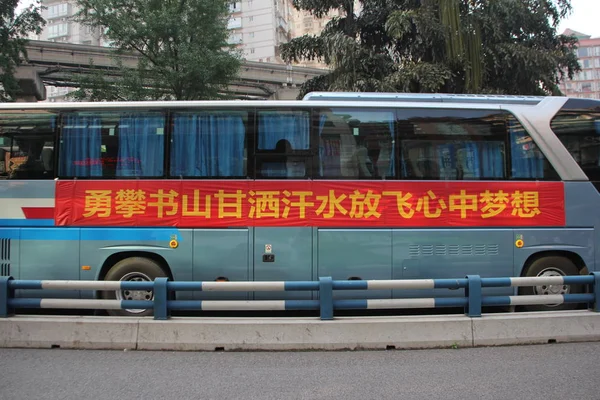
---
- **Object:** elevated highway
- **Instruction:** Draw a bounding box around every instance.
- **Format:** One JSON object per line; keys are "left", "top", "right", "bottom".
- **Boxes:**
{"left": 15, "top": 40, "right": 328, "bottom": 101}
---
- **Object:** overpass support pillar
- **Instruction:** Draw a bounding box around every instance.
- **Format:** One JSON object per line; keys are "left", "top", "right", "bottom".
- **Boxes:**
{"left": 270, "top": 86, "right": 301, "bottom": 100}
{"left": 13, "top": 66, "right": 45, "bottom": 102}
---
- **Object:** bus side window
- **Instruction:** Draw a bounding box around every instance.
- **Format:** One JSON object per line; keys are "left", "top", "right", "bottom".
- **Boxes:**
{"left": 317, "top": 108, "right": 396, "bottom": 179}
{"left": 0, "top": 111, "right": 57, "bottom": 180}
{"left": 551, "top": 98, "right": 600, "bottom": 184}
{"left": 255, "top": 110, "right": 310, "bottom": 179}
{"left": 59, "top": 111, "right": 166, "bottom": 178}
{"left": 169, "top": 110, "right": 247, "bottom": 178}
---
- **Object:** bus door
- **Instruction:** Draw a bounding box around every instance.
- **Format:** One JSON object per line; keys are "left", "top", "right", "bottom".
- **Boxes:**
{"left": 252, "top": 108, "right": 314, "bottom": 300}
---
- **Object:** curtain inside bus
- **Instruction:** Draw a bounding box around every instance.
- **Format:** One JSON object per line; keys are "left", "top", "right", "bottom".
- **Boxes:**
{"left": 509, "top": 117, "right": 545, "bottom": 179}
{"left": 170, "top": 112, "right": 245, "bottom": 177}
{"left": 257, "top": 112, "right": 309, "bottom": 150}
{"left": 59, "top": 115, "right": 102, "bottom": 177}
{"left": 117, "top": 114, "right": 165, "bottom": 176}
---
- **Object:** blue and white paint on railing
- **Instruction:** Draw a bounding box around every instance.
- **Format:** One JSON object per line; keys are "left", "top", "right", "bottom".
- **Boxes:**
{"left": 9, "top": 298, "right": 152, "bottom": 310}
{"left": 1, "top": 274, "right": 599, "bottom": 320}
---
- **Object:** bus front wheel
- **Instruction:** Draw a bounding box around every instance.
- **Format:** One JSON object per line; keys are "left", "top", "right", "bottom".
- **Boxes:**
{"left": 518, "top": 256, "right": 583, "bottom": 312}
{"left": 101, "top": 257, "right": 168, "bottom": 317}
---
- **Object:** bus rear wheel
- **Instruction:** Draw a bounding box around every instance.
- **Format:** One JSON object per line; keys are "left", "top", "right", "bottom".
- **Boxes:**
{"left": 101, "top": 257, "right": 168, "bottom": 317}
{"left": 518, "top": 256, "right": 583, "bottom": 312}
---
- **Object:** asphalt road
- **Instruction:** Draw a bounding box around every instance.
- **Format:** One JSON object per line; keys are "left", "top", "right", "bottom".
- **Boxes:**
{"left": 1, "top": 342, "right": 598, "bottom": 400}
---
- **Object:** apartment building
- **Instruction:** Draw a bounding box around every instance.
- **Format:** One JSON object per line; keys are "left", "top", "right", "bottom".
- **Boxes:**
{"left": 38, "top": 0, "right": 106, "bottom": 46}
{"left": 35, "top": 0, "right": 336, "bottom": 100}
{"left": 289, "top": 8, "right": 340, "bottom": 69}
{"left": 559, "top": 29, "right": 600, "bottom": 99}
{"left": 37, "top": 0, "right": 108, "bottom": 101}
{"left": 228, "top": 0, "right": 296, "bottom": 63}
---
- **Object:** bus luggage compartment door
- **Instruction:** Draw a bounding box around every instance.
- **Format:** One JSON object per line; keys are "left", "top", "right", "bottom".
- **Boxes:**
{"left": 253, "top": 227, "right": 313, "bottom": 300}
{"left": 317, "top": 229, "right": 392, "bottom": 300}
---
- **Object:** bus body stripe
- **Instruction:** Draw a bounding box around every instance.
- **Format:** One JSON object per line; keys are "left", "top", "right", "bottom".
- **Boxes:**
{"left": 0, "top": 227, "right": 183, "bottom": 241}
{"left": 0, "top": 219, "right": 55, "bottom": 227}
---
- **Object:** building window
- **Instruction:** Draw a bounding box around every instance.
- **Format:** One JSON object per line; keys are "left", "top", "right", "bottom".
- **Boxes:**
{"left": 228, "top": 17, "right": 242, "bottom": 29}
{"left": 48, "top": 23, "right": 68, "bottom": 39}
{"left": 47, "top": 3, "right": 68, "bottom": 19}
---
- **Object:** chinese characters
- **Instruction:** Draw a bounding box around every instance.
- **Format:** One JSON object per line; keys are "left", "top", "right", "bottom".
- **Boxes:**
{"left": 81, "top": 185, "right": 545, "bottom": 223}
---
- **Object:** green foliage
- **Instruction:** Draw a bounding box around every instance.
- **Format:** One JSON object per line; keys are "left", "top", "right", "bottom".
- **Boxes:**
{"left": 0, "top": 0, "right": 45, "bottom": 102}
{"left": 68, "top": 0, "right": 241, "bottom": 101}
{"left": 282, "top": 0, "right": 581, "bottom": 98}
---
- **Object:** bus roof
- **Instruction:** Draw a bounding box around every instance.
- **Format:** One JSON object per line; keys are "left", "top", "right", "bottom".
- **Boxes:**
{"left": 302, "top": 92, "right": 547, "bottom": 105}
{"left": 0, "top": 92, "right": 566, "bottom": 111}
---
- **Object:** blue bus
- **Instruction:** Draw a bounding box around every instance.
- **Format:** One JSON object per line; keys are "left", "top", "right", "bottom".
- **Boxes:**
{"left": 0, "top": 92, "right": 597, "bottom": 316}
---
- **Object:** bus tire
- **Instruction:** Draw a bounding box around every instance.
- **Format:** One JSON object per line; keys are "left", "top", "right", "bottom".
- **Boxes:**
{"left": 518, "top": 256, "right": 582, "bottom": 312}
{"left": 101, "top": 257, "right": 167, "bottom": 317}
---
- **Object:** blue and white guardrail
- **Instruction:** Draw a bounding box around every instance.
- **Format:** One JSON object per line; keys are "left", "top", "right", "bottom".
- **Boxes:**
{"left": 1, "top": 274, "right": 599, "bottom": 320}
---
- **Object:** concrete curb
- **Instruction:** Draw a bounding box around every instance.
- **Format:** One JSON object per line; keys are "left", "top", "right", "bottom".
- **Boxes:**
{"left": 0, "top": 311, "right": 599, "bottom": 351}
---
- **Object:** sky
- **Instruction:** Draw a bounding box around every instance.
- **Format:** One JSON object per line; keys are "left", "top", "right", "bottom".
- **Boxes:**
{"left": 15, "top": 0, "right": 600, "bottom": 38}
{"left": 557, "top": 0, "right": 600, "bottom": 37}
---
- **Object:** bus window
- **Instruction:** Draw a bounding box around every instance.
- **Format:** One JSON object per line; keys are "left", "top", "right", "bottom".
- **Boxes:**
{"left": 507, "top": 115, "right": 557, "bottom": 180}
{"left": 0, "top": 111, "right": 56, "bottom": 180}
{"left": 550, "top": 98, "right": 600, "bottom": 183}
{"left": 169, "top": 110, "right": 247, "bottom": 178}
{"left": 398, "top": 108, "right": 507, "bottom": 180}
{"left": 255, "top": 110, "right": 310, "bottom": 179}
{"left": 58, "top": 111, "right": 166, "bottom": 178}
{"left": 397, "top": 108, "right": 558, "bottom": 181}
{"left": 316, "top": 108, "right": 396, "bottom": 179}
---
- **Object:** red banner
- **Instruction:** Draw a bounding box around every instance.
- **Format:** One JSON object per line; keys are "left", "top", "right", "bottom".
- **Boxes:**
{"left": 54, "top": 180, "right": 565, "bottom": 227}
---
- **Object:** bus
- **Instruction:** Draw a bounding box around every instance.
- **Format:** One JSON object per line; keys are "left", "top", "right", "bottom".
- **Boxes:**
{"left": 0, "top": 92, "right": 598, "bottom": 316}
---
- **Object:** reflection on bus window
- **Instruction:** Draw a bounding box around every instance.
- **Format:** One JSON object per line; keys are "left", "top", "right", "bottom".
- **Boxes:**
{"left": 398, "top": 109, "right": 557, "bottom": 181}
{"left": 58, "top": 111, "right": 165, "bottom": 178}
{"left": 317, "top": 108, "right": 395, "bottom": 179}
{"left": 257, "top": 110, "right": 309, "bottom": 150}
{"left": 0, "top": 111, "right": 56, "bottom": 180}
{"left": 551, "top": 98, "right": 600, "bottom": 182}
{"left": 256, "top": 110, "right": 310, "bottom": 179}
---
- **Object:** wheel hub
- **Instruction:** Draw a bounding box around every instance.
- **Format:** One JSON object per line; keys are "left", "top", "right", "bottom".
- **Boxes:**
{"left": 115, "top": 272, "right": 153, "bottom": 314}
{"left": 534, "top": 268, "right": 569, "bottom": 306}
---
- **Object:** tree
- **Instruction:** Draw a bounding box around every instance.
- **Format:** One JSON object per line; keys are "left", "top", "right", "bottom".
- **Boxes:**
{"left": 69, "top": 0, "right": 241, "bottom": 101}
{"left": 281, "top": 0, "right": 581, "bottom": 98}
{"left": 0, "top": 0, "right": 45, "bottom": 102}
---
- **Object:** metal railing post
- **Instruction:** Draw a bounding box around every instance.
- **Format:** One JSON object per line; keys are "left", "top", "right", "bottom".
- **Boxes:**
{"left": 0, "top": 276, "right": 14, "bottom": 318}
{"left": 319, "top": 276, "right": 333, "bottom": 320}
{"left": 465, "top": 275, "right": 482, "bottom": 317}
{"left": 154, "top": 277, "right": 170, "bottom": 320}
{"left": 591, "top": 272, "right": 600, "bottom": 312}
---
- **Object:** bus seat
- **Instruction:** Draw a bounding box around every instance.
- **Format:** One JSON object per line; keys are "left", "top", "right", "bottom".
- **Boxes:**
{"left": 41, "top": 147, "right": 54, "bottom": 173}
